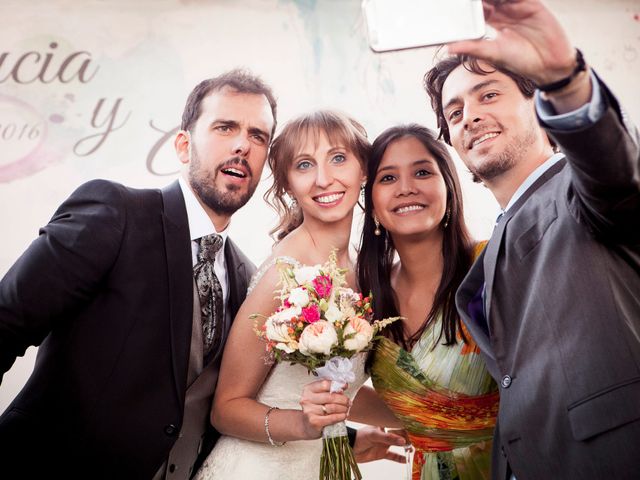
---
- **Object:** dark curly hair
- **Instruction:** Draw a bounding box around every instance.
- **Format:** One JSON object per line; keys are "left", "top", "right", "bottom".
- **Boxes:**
{"left": 424, "top": 55, "right": 536, "bottom": 145}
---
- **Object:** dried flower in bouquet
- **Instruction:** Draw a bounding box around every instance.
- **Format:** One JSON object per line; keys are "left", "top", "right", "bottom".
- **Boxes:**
{"left": 253, "top": 251, "right": 399, "bottom": 480}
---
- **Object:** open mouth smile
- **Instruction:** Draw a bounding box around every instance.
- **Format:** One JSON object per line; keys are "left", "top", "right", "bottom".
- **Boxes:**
{"left": 221, "top": 167, "right": 247, "bottom": 178}
{"left": 313, "top": 192, "right": 344, "bottom": 205}
{"left": 469, "top": 132, "right": 500, "bottom": 150}
{"left": 393, "top": 203, "right": 425, "bottom": 214}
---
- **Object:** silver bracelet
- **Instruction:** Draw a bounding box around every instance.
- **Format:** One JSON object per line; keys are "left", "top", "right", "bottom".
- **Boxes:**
{"left": 264, "top": 406, "right": 285, "bottom": 446}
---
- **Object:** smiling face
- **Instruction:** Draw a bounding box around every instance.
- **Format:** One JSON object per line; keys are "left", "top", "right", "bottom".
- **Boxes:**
{"left": 441, "top": 63, "right": 539, "bottom": 183}
{"left": 178, "top": 87, "right": 274, "bottom": 217}
{"left": 371, "top": 135, "right": 448, "bottom": 239}
{"left": 286, "top": 130, "right": 365, "bottom": 227}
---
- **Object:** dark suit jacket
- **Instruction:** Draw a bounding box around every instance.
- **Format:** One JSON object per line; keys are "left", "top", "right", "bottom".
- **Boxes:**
{"left": 456, "top": 78, "right": 640, "bottom": 479}
{"left": 0, "top": 179, "right": 255, "bottom": 479}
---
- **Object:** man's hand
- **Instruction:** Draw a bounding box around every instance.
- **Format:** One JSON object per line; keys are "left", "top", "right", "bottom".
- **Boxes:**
{"left": 447, "top": 0, "right": 577, "bottom": 86}
{"left": 353, "top": 426, "right": 408, "bottom": 464}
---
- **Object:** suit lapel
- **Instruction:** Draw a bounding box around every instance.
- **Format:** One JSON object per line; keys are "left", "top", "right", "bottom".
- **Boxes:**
{"left": 223, "top": 238, "right": 248, "bottom": 332}
{"left": 197, "top": 238, "right": 248, "bottom": 368}
{"left": 161, "top": 180, "right": 193, "bottom": 405}
{"left": 483, "top": 214, "right": 508, "bottom": 329}
{"left": 457, "top": 247, "right": 495, "bottom": 359}
{"left": 483, "top": 159, "right": 567, "bottom": 335}
{"left": 458, "top": 159, "right": 567, "bottom": 358}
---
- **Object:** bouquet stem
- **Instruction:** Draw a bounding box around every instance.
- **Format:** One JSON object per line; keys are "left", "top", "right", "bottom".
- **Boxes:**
{"left": 319, "top": 422, "right": 362, "bottom": 480}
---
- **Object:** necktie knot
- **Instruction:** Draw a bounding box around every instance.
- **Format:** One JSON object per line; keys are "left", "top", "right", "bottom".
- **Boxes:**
{"left": 197, "top": 234, "right": 223, "bottom": 263}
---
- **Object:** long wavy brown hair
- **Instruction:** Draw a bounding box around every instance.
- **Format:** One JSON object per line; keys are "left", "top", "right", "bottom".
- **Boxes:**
{"left": 265, "top": 110, "right": 371, "bottom": 241}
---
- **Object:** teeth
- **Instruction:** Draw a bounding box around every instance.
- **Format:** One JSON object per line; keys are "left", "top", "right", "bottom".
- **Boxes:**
{"left": 223, "top": 168, "right": 246, "bottom": 178}
{"left": 472, "top": 132, "right": 499, "bottom": 148}
{"left": 395, "top": 205, "right": 424, "bottom": 214}
{"left": 315, "top": 193, "right": 343, "bottom": 204}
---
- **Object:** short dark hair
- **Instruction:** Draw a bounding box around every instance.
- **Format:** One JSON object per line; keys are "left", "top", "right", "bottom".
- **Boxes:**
{"left": 423, "top": 56, "right": 536, "bottom": 145}
{"left": 180, "top": 68, "right": 278, "bottom": 138}
{"left": 357, "top": 124, "right": 474, "bottom": 350}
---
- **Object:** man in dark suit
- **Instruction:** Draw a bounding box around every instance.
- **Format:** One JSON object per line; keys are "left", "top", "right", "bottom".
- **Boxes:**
{"left": 424, "top": 1, "right": 640, "bottom": 479}
{"left": 0, "top": 69, "right": 277, "bottom": 479}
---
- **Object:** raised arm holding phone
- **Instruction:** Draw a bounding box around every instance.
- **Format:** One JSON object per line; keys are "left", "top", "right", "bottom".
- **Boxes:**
{"left": 422, "top": 0, "right": 640, "bottom": 479}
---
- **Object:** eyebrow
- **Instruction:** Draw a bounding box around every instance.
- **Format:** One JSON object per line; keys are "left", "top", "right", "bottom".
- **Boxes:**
{"left": 293, "top": 145, "right": 347, "bottom": 161}
{"left": 212, "top": 119, "right": 238, "bottom": 128}
{"left": 327, "top": 145, "right": 346, "bottom": 154}
{"left": 443, "top": 79, "right": 501, "bottom": 114}
{"left": 212, "top": 119, "right": 270, "bottom": 140}
{"left": 377, "top": 158, "right": 433, "bottom": 173}
{"left": 249, "top": 126, "right": 270, "bottom": 140}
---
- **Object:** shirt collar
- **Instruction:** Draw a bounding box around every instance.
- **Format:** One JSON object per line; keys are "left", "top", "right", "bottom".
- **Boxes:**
{"left": 178, "top": 176, "right": 229, "bottom": 244}
{"left": 504, "top": 152, "right": 564, "bottom": 213}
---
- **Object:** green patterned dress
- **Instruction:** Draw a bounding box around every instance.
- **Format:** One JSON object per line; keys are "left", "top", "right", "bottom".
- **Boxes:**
{"left": 370, "top": 247, "right": 499, "bottom": 479}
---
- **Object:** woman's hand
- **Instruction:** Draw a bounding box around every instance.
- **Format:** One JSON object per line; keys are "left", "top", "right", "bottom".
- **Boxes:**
{"left": 353, "top": 426, "right": 407, "bottom": 463}
{"left": 299, "top": 379, "right": 351, "bottom": 438}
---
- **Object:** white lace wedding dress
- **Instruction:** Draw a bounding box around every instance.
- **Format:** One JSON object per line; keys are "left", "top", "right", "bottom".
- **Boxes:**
{"left": 194, "top": 257, "right": 368, "bottom": 480}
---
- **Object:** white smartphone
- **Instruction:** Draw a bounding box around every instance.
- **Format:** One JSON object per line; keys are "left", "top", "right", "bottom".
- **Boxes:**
{"left": 362, "top": 0, "right": 486, "bottom": 53}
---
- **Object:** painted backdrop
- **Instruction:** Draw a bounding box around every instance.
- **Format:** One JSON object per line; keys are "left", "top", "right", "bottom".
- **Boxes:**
{"left": 1, "top": 0, "right": 639, "bottom": 476}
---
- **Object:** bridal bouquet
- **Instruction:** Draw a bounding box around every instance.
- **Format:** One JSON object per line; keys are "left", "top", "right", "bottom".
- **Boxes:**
{"left": 253, "top": 252, "right": 398, "bottom": 480}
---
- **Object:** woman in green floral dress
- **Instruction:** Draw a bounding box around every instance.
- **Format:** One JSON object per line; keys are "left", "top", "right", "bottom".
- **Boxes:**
{"left": 353, "top": 124, "right": 498, "bottom": 479}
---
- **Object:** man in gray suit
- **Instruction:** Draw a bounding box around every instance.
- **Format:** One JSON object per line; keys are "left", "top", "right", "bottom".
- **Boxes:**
{"left": 0, "top": 69, "right": 276, "bottom": 479}
{"left": 424, "top": 1, "right": 640, "bottom": 479}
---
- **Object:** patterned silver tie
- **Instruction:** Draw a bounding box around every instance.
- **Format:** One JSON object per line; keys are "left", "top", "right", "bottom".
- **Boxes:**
{"left": 194, "top": 234, "right": 224, "bottom": 359}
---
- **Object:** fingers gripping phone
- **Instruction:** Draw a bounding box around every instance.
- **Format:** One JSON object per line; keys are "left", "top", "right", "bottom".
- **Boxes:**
{"left": 362, "top": 0, "right": 486, "bottom": 53}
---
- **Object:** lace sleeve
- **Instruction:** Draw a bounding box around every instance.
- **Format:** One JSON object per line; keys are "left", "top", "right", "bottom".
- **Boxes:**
{"left": 247, "top": 255, "right": 300, "bottom": 296}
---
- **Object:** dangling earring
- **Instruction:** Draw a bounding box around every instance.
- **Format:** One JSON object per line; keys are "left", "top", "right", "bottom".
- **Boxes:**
{"left": 374, "top": 216, "right": 381, "bottom": 236}
{"left": 357, "top": 184, "right": 366, "bottom": 212}
{"left": 443, "top": 208, "right": 451, "bottom": 229}
{"left": 286, "top": 192, "right": 297, "bottom": 209}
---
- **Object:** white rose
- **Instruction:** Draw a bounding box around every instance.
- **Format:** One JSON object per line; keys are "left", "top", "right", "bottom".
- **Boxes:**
{"left": 298, "top": 320, "right": 338, "bottom": 356}
{"left": 343, "top": 316, "right": 374, "bottom": 352}
{"left": 288, "top": 287, "right": 310, "bottom": 307}
{"left": 294, "top": 265, "right": 322, "bottom": 285}
{"left": 324, "top": 300, "right": 343, "bottom": 324}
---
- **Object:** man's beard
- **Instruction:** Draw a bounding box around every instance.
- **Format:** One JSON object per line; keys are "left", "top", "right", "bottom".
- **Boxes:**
{"left": 467, "top": 123, "right": 537, "bottom": 184}
{"left": 188, "top": 147, "right": 258, "bottom": 215}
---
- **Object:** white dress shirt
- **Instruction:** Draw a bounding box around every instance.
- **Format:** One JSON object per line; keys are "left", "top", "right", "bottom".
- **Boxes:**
{"left": 178, "top": 176, "right": 229, "bottom": 314}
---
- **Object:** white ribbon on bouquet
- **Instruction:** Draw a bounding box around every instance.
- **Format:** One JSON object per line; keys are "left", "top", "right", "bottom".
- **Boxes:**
{"left": 315, "top": 356, "right": 357, "bottom": 438}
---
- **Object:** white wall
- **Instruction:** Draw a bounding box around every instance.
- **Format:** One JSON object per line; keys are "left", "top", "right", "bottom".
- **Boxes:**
{"left": 1, "top": 0, "right": 639, "bottom": 476}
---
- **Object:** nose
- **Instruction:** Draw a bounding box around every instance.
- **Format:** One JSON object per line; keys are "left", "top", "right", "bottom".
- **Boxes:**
{"left": 396, "top": 175, "right": 417, "bottom": 196}
{"left": 463, "top": 103, "right": 483, "bottom": 130}
{"left": 232, "top": 134, "right": 250, "bottom": 157}
{"left": 315, "top": 163, "right": 334, "bottom": 189}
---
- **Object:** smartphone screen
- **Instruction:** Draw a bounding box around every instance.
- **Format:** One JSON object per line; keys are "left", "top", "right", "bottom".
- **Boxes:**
{"left": 363, "top": 0, "right": 486, "bottom": 53}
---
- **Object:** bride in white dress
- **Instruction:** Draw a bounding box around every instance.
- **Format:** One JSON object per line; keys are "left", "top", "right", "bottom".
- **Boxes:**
{"left": 194, "top": 110, "right": 371, "bottom": 480}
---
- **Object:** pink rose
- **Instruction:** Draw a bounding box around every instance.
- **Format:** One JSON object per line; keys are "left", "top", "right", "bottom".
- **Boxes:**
{"left": 312, "top": 275, "right": 332, "bottom": 299}
{"left": 301, "top": 304, "right": 320, "bottom": 323}
{"left": 343, "top": 316, "right": 374, "bottom": 351}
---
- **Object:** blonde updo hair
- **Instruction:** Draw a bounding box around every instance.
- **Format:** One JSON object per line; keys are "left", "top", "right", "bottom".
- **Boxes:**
{"left": 265, "top": 110, "right": 371, "bottom": 241}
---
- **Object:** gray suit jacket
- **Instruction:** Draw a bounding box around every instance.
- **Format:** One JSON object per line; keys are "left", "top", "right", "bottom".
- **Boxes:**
{"left": 456, "top": 78, "right": 640, "bottom": 479}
